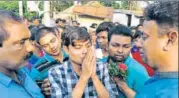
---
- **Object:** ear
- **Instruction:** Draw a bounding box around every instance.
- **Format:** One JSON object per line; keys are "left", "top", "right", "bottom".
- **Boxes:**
{"left": 163, "top": 31, "right": 178, "bottom": 51}
{"left": 34, "top": 42, "right": 41, "bottom": 48}
{"left": 55, "top": 32, "right": 60, "bottom": 39}
{"left": 63, "top": 46, "right": 69, "bottom": 54}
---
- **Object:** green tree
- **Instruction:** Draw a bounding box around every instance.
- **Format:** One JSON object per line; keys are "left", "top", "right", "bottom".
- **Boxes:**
{"left": 0, "top": 1, "right": 19, "bottom": 15}
{"left": 52, "top": 1, "right": 73, "bottom": 12}
{"left": 22, "top": 1, "right": 41, "bottom": 21}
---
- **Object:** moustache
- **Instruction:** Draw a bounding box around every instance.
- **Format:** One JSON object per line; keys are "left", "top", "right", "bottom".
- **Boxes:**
{"left": 24, "top": 52, "right": 33, "bottom": 60}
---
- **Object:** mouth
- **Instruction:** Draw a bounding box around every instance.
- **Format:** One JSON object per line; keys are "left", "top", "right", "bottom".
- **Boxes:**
{"left": 52, "top": 48, "right": 59, "bottom": 53}
{"left": 24, "top": 52, "right": 33, "bottom": 60}
{"left": 115, "top": 55, "right": 124, "bottom": 59}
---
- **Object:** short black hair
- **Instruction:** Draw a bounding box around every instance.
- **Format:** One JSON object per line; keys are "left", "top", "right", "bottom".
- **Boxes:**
{"left": 90, "top": 23, "right": 97, "bottom": 28}
{"left": 144, "top": 1, "right": 178, "bottom": 35}
{"left": 35, "top": 27, "right": 56, "bottom": 44}
{"left": 31, "top": 16, "right": 39, "bottom": 22}
{"left": 136, "top": 24, "right": 142, "bottom": 30}
{"left": 55, "top": 18, "right": 62, "bottom": 24}
{"left": 133, "top": 30, "right": 142, "bottom": 39}
{"left": 77, "top": 22, "right": 80, "bottom": 25}
{"left": 30, "top": 27, "right": 38, "bottom": 41}
{"left": 130, "top": 26, "right": 136, "bottom": 30}
{"left": 108, "top": 25, "right": 132, "bottom": 42}
{"left": 62, "top": 19, "right": 66, "bottom": 24}
{"left": 81, "top": 26, "right": 88, "bottom": 31}
{"left": 30, "top": 24, "right": 45, "bottom": 41}
{"left": 63, "top": 27, "right": 90, "bottom": 47}
{"left": 96, "top": 22, "right": 114, "bottom": 35}
{"left": 0, "top": 9, "right": 23, "bottom": 47}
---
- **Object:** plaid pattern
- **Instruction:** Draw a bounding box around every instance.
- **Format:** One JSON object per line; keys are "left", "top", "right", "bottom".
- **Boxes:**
{"left": 49, "top": 61, "right": 119, "bottom": 98}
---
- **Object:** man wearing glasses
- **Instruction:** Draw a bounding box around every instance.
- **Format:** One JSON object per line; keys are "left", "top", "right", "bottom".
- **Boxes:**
{"left": 0, "top": 10, "right": 44, "bottom": 98}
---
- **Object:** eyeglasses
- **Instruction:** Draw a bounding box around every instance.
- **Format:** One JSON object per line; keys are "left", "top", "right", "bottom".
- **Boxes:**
{"left": 12, "top": 39, "right": 32, "bottom": 50}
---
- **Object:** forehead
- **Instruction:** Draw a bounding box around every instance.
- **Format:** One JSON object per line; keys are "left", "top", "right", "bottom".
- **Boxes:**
{"left": 73, "top": 40, "right": 90, "bottom": 45}
{"left": 143, "top": 20, "right": 158, "bottom": 36}
{"left": 4, "top": 21, "right": 30, "bottom": 43}
{"left": 110, "top": 35, "right": 131, "bottom": 44}
{"left": 97, "top": 31, "right": 108, "bottom": 36}
{"left": 39, "top": 33, "right": 56, "bottom": 45}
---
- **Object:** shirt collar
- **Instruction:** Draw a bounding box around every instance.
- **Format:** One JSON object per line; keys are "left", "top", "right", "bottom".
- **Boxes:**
{"left": 154, "top": 71, "right": 178, "bottom": 79}
{"left": 0, "top": 72, "right": 12, "bottom": 87}
{"left": 124, "top": 56, "right": 131, "bottom": 67}
{"left": 145, "top": 71, "right": 178, "bottom": 85}
{"left": 44, "top": 53, "right": 55, "bottom": 62}
{"left": 44, "top": 51, "right": 69, "bottom": 63}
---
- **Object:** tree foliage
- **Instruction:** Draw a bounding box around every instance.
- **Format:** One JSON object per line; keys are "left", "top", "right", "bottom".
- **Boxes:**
{"left": 52, "top": 1, "right": 73, "bottom": 12}
{"left": 0, "top": 1, "right": 19, "bottom": 15}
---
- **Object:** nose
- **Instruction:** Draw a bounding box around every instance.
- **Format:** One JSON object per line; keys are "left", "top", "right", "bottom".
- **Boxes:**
{"left": 117, "top": 46, "right": 123, "bottom": 53}
{"left": 25, "top": 40, "right": 34, "bottom": 52}
{"left": 82, "top": 47, "right": 88, "bottom": 54}
{"left": 49, "top": 43, "right": 55, "bottom": 49}
{"left": 97, "top": 38, "right": 103, "bottom": 43}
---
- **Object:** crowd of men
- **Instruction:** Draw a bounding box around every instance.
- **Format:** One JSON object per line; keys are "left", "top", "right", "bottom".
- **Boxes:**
{"left": 0, "top": 1, "right": 178, "bottom": 98}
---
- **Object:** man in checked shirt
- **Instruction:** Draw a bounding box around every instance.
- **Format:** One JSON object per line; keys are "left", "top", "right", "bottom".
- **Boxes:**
{"left": 49, "top": 27, "right": 119, "bottom": 98}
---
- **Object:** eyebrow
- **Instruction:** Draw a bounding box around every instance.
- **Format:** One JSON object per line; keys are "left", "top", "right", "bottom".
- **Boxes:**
{"left": 111, "top": 43, "right": 131, "bottom": 45}
{"left": 13, "top": 38, "right": 29, "bottom": 44}
{"left": 41, "top": 37, "right": 55, "bottom": 46}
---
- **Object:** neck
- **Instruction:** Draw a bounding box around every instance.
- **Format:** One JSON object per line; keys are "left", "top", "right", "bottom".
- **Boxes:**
{"left": 0, "top": 67, "right": 16, "bottom": 78}
{"left": 157, "top": 59, "right": 178, "bottom": 72}
{"left": 70, "top": 61, "right": 81, "bottom": 76}
{"left": 157, "top": 50, "right": 178, "bottom": 72}
{"left": 109, "top": 58, "right": 122, "bottom": 64}
{"left": 102, "top": 49, "right": 108, "bottom": 57}
{"left": 34, "top": 48, "right": 42, "bottom": 57}
{"left": 53, "top": 51, "right": 63, "bottom": 63}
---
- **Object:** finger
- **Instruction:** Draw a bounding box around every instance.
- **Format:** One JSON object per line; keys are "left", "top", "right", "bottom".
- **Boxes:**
{"left": 43, "top": 78, "right": 49, "bottom": 83}
{"left": 42, "top": 87, "right": 51, "bottom": 92}
{"left": 41, "top": 82, "right": 51, "bottom": 88}
{"left": 83, "top": 48, "right": 92, "bottom": 63}
{"left": 113, "top": 77, "right": 120, "bottom": 82}
{"left": 43, "top": 92, "right": 51, "bottom": 95}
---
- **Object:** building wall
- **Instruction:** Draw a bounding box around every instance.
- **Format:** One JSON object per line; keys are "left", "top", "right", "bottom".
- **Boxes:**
{"left": 113, "top": 12, "right": 140, "bottom": 27}
{"left": 113, "top": 13, "right": 128, "bottom": 26}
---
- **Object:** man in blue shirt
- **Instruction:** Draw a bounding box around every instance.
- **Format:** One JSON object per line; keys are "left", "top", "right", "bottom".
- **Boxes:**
{"left": 29, "top": 27, "right": 68, "bottom": 97}
{"left": 134, "top": 1, "right": 178, "bottom": 98}
{"left": 107, "top": 25, "right": 149, "bottom": 98}
{"left": 0, "top": 10, "right": 44, "bottom": 98}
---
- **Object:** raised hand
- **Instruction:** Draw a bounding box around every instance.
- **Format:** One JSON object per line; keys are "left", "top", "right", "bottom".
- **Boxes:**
{"left": 81, "top": 47, "right": 95, "bottom": 80}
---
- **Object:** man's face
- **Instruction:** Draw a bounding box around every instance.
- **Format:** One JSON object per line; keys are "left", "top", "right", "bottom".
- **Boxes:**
{"left": 109, "top": 35, "right": 132, "bottom": 63}
{"left": 67, "top": 40, "right": 91, "bottom": 65}
{"left": 72, "top": 22, "right": 78, "bottom": 27}
{"left": 134, "top": 37, "right": 143, "bottom": 48}
{"left": 39, "top": 33, "right": 61, "bottom": 56}
{"left": 33, "top": 19, "right": 39, "bottom": 26}
{"left": 142, "top": 20, "right": 171, "bottom": 68}
{"left": 0, "top": 21, "right": 33, "bottom": 70}
{"left": 96, "top": 31, "right": 108, "bottom": 49}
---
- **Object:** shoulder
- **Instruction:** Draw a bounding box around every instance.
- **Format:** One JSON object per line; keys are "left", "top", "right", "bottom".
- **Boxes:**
{"left": 127, "top": 57, "right": 148, "bottom": 74}
{"left": 96, "top": 61, "right": 108, "bottom": 70}
{"left": 49, "top": 61, "right": 69, "bottom": 74}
